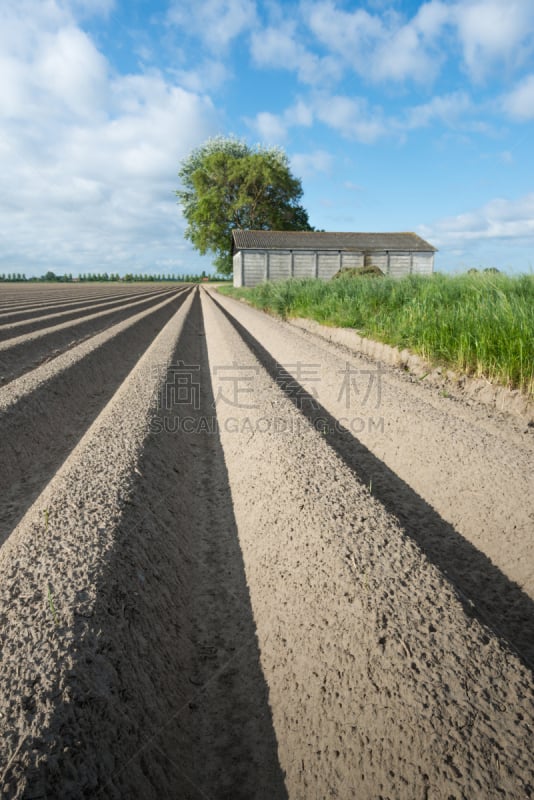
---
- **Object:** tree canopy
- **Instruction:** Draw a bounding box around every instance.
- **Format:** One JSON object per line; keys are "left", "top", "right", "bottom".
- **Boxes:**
{"left": 176, "top": 136, "right": 312, "bottom": 274}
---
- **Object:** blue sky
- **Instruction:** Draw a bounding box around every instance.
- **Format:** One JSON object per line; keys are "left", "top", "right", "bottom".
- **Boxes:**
{"left": 1, "top": 0, "right": 533, "bottom": 277}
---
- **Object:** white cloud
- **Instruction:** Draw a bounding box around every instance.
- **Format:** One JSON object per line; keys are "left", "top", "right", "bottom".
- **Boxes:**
{"left": 305, "top": 0, "right": 446, "bottom": 83}
{"left": 0, "top": 1, "right": 220, "bottom": 275}
{"left": 403, "top": 91, "right": 472, "bottom": 129}
{"left": 66, "top": 0, "right": 115, "bottom": 17}
{"left": 0, "top": 2, "right": 109, "bottom": 121}
{"left": 420, "top": 193, "right": 534, "bottom": 247}
{"left": 372, "top": 23, "right": 437, "bottom": 82}
{"left": 171, "top": 60, "right": 231, "bottom": 93}
{"left": 250, "top": 87, "right": 472, "bottom": 146}
{"left": 250, "top": 25, "right": 298, "bottom": 66}
{"left": 291, "top": 150, "right": 333, "bottom": 178}
{"left": 503, "top": 74, "right": 534, "bottom": 119}
{"left": 36, "top": 26, "right": 109, "bottom": 119}
{"left": 453, "top": 0, "right": 534, "bottom": 81}
{"left": 314, "top": 95, "right": 385, "bottom": 142}
{"left": 307, "top": 2, "right": 383, "bottom": 57}
{"left": 247, "top": 92, "right": 384, "bottom": 144}
{"left": 249, "top": 24, "right": 341, "bottom": 84}
{"left": 245, "top": 99, "right": 314, "bottom": 142}
{"left": 286, "top": 100, "right": 314, "bottom": 127}
{"left": 290, "top": 0, "right": 534, "bottom": 87}
{"left": 167, "top": 0, "right": 257, "bottom": 51}
{"left": 414, "top": 1, "right": 451, "bottom": 37}
{"left": 249, "top": 111, "right": 289, "bottom": 142}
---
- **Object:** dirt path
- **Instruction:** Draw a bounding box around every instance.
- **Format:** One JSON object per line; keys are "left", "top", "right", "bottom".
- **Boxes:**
{"left": 0, "top": 284, "right": 532, "bottom": 799}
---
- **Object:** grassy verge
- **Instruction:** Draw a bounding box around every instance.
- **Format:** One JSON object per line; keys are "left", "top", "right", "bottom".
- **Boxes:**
{"left": 219, "top": 272, "right": 534, "bottom": 395}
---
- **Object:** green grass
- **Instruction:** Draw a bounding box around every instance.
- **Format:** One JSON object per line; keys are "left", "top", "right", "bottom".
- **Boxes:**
{"left": 219, "top": 272, "right": 534, "bottom": 395}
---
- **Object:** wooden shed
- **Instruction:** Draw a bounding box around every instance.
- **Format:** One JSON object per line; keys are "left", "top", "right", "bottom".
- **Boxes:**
{"left": 232, "top": 230, "right": 437, "bottom": 287}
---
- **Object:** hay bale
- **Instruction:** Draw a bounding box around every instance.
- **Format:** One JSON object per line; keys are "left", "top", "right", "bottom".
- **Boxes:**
{"left": 332, "top": 264, "right": 385, "bottom": 279}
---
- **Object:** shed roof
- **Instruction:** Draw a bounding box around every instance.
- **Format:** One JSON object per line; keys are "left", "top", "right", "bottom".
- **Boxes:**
{"left": 232, "top": 230, "right": 437, "bottom": 252}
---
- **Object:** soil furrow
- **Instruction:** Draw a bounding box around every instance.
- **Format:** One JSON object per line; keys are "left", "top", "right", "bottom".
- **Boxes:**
{"left": 0, "top": 286, "right": 150, "bottom": 311}
{"left": 0, "top": 288, "right": 286, "bottom": 799}
{"left": 0, "top": 288, "right": 189, "bottom": 411}
{"left": 0, "top": 287, "right": 181, "bottom": 384}
{"left": 0, "top": 287, "right": 160, "bottom": 317}
{"left": 207, "top": 289, "right": 534, "bottom": 661}
{"left": 0, "top": 288, "right": 191, "bottom": 545}
{"left": 200, "top": 287, "right": 534, "bottom": 800}
{"left": 0, "top": 287, "right": 171, "bottom": 333}
{"left": 0, "top": 290, "right": 197, "bottom": 799}
{"left": 95, "top": 290, "right": 287, "bottom": 799}
{"left": 0, "top": 282, "right": 532, "bottom": 800}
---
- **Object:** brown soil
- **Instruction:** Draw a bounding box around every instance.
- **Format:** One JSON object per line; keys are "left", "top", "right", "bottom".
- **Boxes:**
{"left": 0, "top": 283, "right": 532, "bottom": 799}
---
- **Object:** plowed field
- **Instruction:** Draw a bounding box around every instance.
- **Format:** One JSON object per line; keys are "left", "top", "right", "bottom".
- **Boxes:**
{"left": 0, "top": 283, "right": 532, "bottom": 799}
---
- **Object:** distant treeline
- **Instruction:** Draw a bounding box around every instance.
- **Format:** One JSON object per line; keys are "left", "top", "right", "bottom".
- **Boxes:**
{"left": 0, "top": 271, "right": 231, "bottom": 283}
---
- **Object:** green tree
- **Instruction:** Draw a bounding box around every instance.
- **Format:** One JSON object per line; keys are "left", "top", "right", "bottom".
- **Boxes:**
{"left": 176, "top": 136, "right": 312, "bottom": 275}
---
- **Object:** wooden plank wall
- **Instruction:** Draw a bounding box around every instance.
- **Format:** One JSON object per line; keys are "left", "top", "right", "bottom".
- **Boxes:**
{"left": 233, "top": 252, "right": 243, "bottom": 287}
{"left": 238, "top": 249, "right": 435, "bottom": 285}
{"left": 318, "top": 252, "right": 340, "bottom": 280}
{"left": 293, "top": 252, "right": 315, "bottom": 278}
{"left": 268, "top": 251, "right": 291, "bottom": 281}
{"left": 412, "top": 253, "right": 434, "bottom": 275}
{"left": 365, "top": 252, "right": 389, "bottom": 272}
{"left": 242, "top": 252, "right": 266, "bottom": 286}
{"left": 389, "top": 251, "right": 412, "bottom": 278}
{"left": 341, "top": 252, "right": 364, "bottom": 269}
